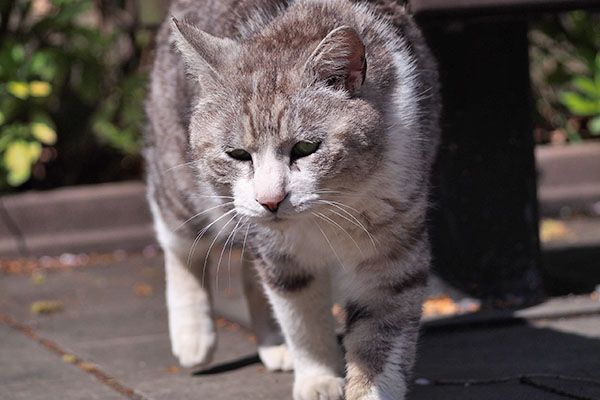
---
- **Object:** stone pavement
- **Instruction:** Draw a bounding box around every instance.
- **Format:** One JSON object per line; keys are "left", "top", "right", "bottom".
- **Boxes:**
{"left": 1, "top": 254, "right": 599, "bottom": 400}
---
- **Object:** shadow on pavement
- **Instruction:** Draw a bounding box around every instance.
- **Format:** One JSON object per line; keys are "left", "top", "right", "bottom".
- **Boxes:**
{"left": 192, "top": 354, "right": 261, "bottom": 376}
{"left": 411, "top": 313, "right": 600, "bottom": 400}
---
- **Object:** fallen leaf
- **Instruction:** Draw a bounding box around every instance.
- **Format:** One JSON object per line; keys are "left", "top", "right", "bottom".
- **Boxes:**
{"left": 62, "top": 354, "right": 77, "bottom": 364}
{"left": 165, "top": 366, "right": 180, "bottom": 373}
{"left": 134, "top": 283, "right": 153, "bottom": 296}
{"left": 31, "top": 271, "right": 46, "bottom": 285}
{"left": 540, "top": 219, "right": 573, "bottom": 243}
{"left": 30, "top": 300, "right": 63, "bottom": 315}
{"left": 78, "top": 362, "right": 97, "bottom": 372}
{"left": 216, "top": 318, "right": 227, "bottom": 328}
{"left": 422, "top": 294, "right": 458, "bottom": 317}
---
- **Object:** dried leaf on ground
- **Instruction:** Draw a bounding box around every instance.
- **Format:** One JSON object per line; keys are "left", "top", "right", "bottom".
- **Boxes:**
{"left": 78, "top": 362, "right": 97, "bottom": 372}
{"left": 31, "top": 271, "right": 46, "bottom": 285}
{"left": 62, "top": 354, "right": 77, "bottom": 364}
{"left": 422, "top": 295, "right": 459, "bottom": 317}
{"left": 30, "top": 300, "right": 63, "bottom": 314}
{"left": 134, "top": 283, "right": 153, "bottom": 296}
{"left": 540, "top": 219, "right": 574, "bottom": 242}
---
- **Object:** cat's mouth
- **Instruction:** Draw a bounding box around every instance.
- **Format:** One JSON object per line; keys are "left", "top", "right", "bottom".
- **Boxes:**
{"left": 253, "top": 211, "right": 301, "bottom": 228}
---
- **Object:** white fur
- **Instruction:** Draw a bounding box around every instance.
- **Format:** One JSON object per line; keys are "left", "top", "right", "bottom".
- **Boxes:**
{"left": 150, "top": 200, "right": 217, "bottom": 368}
{"left": 262, "top": 271, "right": 345, "bottom": 400}
{"left": 294, "top": 376, "right": 345, "bottom": 400}
{"left": 258, "top": 344, "right": 294, "bottom": 371}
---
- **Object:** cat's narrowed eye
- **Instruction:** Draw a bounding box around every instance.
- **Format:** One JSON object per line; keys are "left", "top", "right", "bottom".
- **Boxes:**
{"left": 227, "top": 149, "right": 252, "bottom": 161}
{"left": 292, "top": 141, "right": 320, "bottom": 159}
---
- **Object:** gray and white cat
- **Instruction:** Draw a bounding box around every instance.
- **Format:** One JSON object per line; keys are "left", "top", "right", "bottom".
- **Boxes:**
{"left": 145, "top": 0, "right": 440, "bottom": 399}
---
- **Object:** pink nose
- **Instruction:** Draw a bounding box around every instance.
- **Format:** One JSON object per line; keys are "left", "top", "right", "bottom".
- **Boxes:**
{"left": 256, "top": 194, "right": 287, "bottom": 213}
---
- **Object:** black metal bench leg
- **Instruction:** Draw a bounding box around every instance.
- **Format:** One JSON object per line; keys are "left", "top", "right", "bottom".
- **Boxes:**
{"left": 424, "top": 21, "right": 542, "bottom": 302}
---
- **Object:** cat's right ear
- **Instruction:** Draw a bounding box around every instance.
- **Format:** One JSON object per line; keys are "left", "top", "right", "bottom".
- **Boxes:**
{"left": 171, "top": 17, "right": 235, "bottom": 89}
{"left": 303, "top": 26, "right": 367, "bottom": 96}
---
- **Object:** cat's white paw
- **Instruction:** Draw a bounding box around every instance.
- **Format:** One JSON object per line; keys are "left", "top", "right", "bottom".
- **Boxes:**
{"left": 258, "top": 344, "right": 293, "bottom": 371}
{"left": 169, "top": 320, "right": 217, "bottom": 368}
{"left": 294, "top": 375, "right": 345, "bottom": 400}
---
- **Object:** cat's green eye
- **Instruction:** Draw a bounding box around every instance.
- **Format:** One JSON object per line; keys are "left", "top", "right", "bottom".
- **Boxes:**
{"left": 227, "top": 149, "right": 252, "bottom": 161}
{"left": 292, "top": 141, "right": 320, "bottom": 159}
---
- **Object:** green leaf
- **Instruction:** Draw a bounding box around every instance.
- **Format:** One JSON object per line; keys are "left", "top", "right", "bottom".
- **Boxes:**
{"left": 0, "top": 111, "right": 4, "bottom": 125}
{"left": 11, "top": 45, "right": 25, "bottom": 64}
{"left": 560, "top": 92, "right": 600, "bottom": 116}
{"left": 4, "top": 141, "right": 32, "bottom": 186}
{"left": 30, "top": 51, "right": 58, "bottom": 81}
{"left": 7, "top": 81, "right": 29, "bottom": 99}
{"left": 31, "top": 122, "right": 57, "bottom": 145}
{"left": 0, "top": 127, "right": 16, "bottom": 151}
{"left": 29, "top": 81, "right": 52, "bottom": 97}
{"left": 589, "top": 116, "right": 600, "bottom": 135}
{"left": 566, "top": 126, "right": 583, "bottom": 143}
{"left": 573, "top": 76, "right": 600, "bottom": 99}
{"left": 28, "top": 141, "right": 42, "bottom": 161}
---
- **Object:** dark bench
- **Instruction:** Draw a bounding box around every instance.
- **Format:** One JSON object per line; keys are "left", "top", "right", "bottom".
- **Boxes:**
{"left": 410, "top": 0, "right": 600, "bottom": 301}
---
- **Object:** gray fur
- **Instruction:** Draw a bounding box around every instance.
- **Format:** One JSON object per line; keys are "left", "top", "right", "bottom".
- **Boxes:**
{"left": 145, "top": 0, "right": 440, "bottom": 399}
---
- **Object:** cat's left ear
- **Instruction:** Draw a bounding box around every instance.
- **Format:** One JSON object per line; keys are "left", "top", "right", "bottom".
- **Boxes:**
{"left": 303, "top": 26, "right": 367, "bottom": 96}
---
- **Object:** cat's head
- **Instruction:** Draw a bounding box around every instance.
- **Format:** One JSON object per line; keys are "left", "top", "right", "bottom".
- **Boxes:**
{"left": 172, "top": 18, "right": 385, "bottom": 225}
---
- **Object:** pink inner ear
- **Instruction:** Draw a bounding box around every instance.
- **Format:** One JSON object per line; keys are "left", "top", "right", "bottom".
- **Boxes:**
{"left": 345, "top": 44, "right": 366, "bottom": 92}
{"left": 346, "top": 42, "right": 367, "bottom": 92}
{"left": 306, "top": 26, "right": 367, "bottom": 94}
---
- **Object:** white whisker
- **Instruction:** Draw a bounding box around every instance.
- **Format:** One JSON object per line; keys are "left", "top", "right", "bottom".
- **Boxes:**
{"left": 202, "top": 212, "right": 238, "bottom": 288}
{"left": 186, "top": 208, "right": 236, "bottom": 272}
{"left": 175, "top": 201, "right": 234, "bottom": 232}
{"left": 188, "top": 194, "right": 235, "bottom": 200}
{"left": 240, "top": 223, "right": 251, "bottom": 264}
{"left": 312, "top": 216, "right": 345, "bottom": 270}
{"left": 313, "top": 211, "right": 363, "bottom": 256}
{"left": 228, "top": 217, "right": 248, "bottom": 290}
{"left": 317, "top": 200, "right": 377, "bottom": 250}
{"left": 164, "top": 160, "right": 199, "bottom": 173}
{"left": 216, "top": 216, "right": 244, "bottom": 291}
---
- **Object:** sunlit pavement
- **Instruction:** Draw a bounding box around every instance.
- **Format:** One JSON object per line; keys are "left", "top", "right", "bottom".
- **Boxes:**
{"left": 1, "top": 253, "right": 599, "bottom": 400}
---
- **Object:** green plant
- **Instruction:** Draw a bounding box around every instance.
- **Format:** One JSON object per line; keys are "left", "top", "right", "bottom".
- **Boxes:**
{"left": 530, "top": 11, "right": 600, "bottom": 143}
{"left": 0, "top": 0, "right": 147, "bottom": 190}
{"left": 560, "top": 53, "right": 600, "bottom": 136}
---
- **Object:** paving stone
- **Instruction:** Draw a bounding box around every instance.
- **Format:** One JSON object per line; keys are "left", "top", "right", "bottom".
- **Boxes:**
{"left": 0, "top": 325, "right": 126, "bottom": 400}
{"left": 2, "top": 256, "right": 600, "bottom": 400}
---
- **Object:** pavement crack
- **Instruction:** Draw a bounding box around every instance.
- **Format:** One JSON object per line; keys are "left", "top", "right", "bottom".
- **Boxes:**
{"left": 0, "top": 311, "right": 149, "bottom": 400}
{"left": 415, "top": 373, "right": 600, "bottom": 400}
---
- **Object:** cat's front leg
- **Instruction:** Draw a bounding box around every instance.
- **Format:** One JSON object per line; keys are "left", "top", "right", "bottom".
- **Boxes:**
{"left": 242, "top": 259, "right": 293, "bottom": 371}
{"left": 255, "top": 256, "right": 345, "bottom": 400}
{"left": 164, "top": 245, "right": 216, "bottom": 368}
{"left": 343, "top": 255, "right": 429, "bottom": 400}
{"left": 152, "top": 202, "right": 217, "bottom": 368}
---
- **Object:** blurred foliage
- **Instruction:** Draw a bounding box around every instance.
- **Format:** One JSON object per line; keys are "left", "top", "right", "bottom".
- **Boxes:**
{"left": 559, "top": 53, "right": 600, "bottom": 136}
{"left": 530, "top": 11, "right": 600, "bottom": 144}
{"left": 0, "top": 0, "right": 149, "bottom": 191}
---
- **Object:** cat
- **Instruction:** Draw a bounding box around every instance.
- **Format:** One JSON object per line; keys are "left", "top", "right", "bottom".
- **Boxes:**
{"left": 144, "top": 0, "right": 440, "bottom": 399}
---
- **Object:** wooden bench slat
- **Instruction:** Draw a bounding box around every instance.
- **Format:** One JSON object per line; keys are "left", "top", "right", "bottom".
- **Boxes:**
{"left": 411, "top": 0, "right": 600, "bottom": 17}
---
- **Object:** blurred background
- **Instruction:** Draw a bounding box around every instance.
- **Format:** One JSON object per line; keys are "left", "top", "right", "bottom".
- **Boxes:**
{"left": 0, "top": 0, "right": 598, "bottom": 298}
{"left": 0, "top": 1, "right": 597, "bottom": 191}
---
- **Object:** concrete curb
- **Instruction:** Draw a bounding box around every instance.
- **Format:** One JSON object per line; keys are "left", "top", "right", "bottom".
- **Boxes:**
{"left": 0, "top": 142, "right": 597, "bottom": 257}
{"left": 536, "top": 143, "right": 600, "bottom": 218}
{"left": 0, "top": 181, "right": 156, "bottom": 257}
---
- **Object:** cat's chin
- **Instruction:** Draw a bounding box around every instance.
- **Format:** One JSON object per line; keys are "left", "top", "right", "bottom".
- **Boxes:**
{"left": 253, "top": 214, "right": 298, "bottom": 230}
